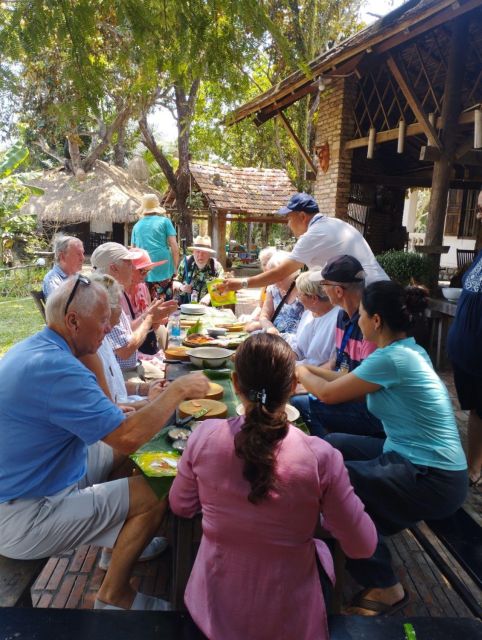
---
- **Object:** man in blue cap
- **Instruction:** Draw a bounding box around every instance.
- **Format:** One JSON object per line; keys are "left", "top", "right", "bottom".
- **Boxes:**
{"left": 221, "top": 192, "right": 387, "bottom": 293}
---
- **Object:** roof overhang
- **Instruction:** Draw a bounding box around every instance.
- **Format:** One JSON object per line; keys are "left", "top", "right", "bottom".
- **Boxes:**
{"left": 226, "top": 0, "right": 482, "bottom": 127}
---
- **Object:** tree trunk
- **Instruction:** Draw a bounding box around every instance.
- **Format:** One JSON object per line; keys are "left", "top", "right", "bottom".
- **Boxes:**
{"left": 113, "top": 122, "right": 126, "bottom": 167}
{"left": 174, "top": 81, "right": 200, "bottom": 246}
{"left": 425, "top": 16, "right": 468, "bottom": 291}
{"left": 67, "top": 134, "right": 83, "bottom": 177}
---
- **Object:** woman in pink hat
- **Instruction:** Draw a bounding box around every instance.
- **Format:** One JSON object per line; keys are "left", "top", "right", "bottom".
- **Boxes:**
{"left": 125, "top": 249, "right": 171, "bottom": 357}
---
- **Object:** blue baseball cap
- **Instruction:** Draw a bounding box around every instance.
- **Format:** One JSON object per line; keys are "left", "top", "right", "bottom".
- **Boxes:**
{"left": 276, "top": 192, "right": 320, "bottom": 215}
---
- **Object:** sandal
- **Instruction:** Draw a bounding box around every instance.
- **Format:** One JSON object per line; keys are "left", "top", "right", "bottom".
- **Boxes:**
{"left": 346, "top": 588, "right": 410, "bottom": 616}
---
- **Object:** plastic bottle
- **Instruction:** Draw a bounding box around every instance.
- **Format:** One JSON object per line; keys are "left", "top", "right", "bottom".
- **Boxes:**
{"left": 169, "top": 311, "right": 182, "bottom": 345}
{"left": 190, "top": 290, "right": 199, "bottom": 304}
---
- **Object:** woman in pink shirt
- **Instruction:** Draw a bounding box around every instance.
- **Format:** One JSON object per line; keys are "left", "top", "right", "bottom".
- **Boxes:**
{"left": 169, "top": 334, "right": 377, "bottom": 640}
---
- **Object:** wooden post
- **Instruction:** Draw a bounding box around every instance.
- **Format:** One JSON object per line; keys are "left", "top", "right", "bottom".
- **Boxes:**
{"left": 397, "top": 119, "right": 406, "bottom": 154}
{"left": 367, "top": 127, "right": 376, "bottom": 159}
{"left": 212, "top": 211, "right": 227, "bottom": 268}
{"left": 475, "top": 109, "right": 482, "bottom": 149}
{"left": 425, "top": 16, "right": 469, "bottom": 291}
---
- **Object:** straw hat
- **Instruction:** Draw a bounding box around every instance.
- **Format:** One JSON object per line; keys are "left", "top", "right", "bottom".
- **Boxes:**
{"left": 188, "top": 235, "right": 216, "bottom": 255}
{"left": 131, "top": 248, "right": 167, "bottom": 270}
{"left": 136, "top": 194, "right": 166, "bottom": 216}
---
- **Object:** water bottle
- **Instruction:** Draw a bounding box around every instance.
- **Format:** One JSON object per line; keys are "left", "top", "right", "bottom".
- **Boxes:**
{"left": 190, "top": 290, "right": 199, "bottom": 304}
{"left": 169, "top": 311, "right": 182, "bottom": 345}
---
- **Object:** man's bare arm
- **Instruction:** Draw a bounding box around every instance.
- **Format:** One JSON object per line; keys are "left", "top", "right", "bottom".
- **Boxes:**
{"left": 103, "top": 372, "right": 210, "bottom": 453}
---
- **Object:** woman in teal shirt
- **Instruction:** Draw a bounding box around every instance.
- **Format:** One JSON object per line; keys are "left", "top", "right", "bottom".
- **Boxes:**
{"left": 296, "top": 280, "right": 467, "bottom": 617}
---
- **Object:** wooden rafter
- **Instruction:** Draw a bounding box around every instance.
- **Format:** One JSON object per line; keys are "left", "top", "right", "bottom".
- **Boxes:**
{"left": 386, "top": 54, "right": 442, "bottom": 149}
{"left": 276, "top": 112, "right": 318, "bottom": 173}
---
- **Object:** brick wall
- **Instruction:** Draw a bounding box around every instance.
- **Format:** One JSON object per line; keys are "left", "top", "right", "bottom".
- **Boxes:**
{"left": 314, "top": 77, "right": 357, "bottom": 219}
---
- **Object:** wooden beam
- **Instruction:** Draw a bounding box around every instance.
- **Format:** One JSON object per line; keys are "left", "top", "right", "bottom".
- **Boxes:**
{"left": 386, "top": 55, "right": 442, "bottom": 150}
{"left": 345, "top": 109, "right": 477, "bottom": 149}
{"left": 276, "top": 112, "right": 318, "bottom": 173}
{"left": 226, "top": 216, "right": 288, "bottom": 224}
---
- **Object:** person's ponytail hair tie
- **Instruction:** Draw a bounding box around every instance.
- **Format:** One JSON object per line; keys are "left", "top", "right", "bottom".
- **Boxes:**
{"left": 248, "top": 388, "right": 267, "bottom": 405}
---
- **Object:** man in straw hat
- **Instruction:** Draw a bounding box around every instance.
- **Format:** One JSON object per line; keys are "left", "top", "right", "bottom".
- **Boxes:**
{"left": 174, "top": 235, "right": 224, "bottom": 305}
{"left": 131, "top": 194, "right": 180, "bottom": 301}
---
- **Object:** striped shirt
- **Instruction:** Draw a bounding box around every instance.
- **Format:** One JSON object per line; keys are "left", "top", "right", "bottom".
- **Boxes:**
{"left": 106, "top": 309, "right": 137, "bottom": 371}
{"left": 334, "top": 309, "right": 376, "bottom": 372}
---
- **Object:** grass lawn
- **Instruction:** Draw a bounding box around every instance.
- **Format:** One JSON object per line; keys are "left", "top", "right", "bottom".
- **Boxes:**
{"left": 0, "top": 297, "right": 45, "bottom": 357}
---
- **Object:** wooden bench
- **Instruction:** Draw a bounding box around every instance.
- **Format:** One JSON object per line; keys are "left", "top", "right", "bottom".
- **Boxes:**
{"left": 0, "top": 608, "right": 480, "bottom": 640}
{"left": 0, "top": 554, "right": 48, "bottom": 607}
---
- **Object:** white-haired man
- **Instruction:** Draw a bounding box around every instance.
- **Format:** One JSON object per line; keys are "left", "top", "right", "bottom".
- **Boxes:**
{"left": 0, "top": 277, "right": 209, "bottom": 611}
{"left": 42, "top": 234, "right": 85, "bottom": 297}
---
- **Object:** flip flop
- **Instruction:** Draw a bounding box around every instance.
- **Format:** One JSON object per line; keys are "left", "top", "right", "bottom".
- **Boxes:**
{"left": 94, "top": 592, "right": 172, "bottom": 611}
{"left": 346, "top": 588, "right": 410, "bottom": 616}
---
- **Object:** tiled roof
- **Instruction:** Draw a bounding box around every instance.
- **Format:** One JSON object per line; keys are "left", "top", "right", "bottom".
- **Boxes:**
{"left": 165, "top": 163, "right": 295, "bottom": 216}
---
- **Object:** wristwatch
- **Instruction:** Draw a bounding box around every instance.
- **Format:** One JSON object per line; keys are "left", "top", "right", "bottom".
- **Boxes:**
{"left": 241, "top": 278, "right": 249, "bottom": 289}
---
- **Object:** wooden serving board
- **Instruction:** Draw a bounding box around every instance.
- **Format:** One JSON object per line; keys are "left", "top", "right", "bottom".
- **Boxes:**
{"left": 165, "top": 346, "right": 190, "bottom": 361}
{"left": 179, "top": 399, "right": 227, "bottom": 419}
{"left": 205, "top": 381, "right": 224, "bottom": 400}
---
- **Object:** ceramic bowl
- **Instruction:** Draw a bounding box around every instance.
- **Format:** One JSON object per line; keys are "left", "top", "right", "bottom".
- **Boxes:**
{"left": 180, "top": 303, "right": 206, "bottom": 315}
{"left": 235, "top": 403, "right": 300, "bottom": 422}
{"left": 441, "top": 287, "right": 462, "bottom": 302}
{"left": 186, "top": 346, "right": 233, "bottom": 368}
{"left": 207, "top": 327, "right": 228, "bottom": 338}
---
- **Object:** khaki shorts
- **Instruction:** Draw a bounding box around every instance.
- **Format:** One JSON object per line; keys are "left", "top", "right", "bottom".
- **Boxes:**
{"left": 0, "top": 442, "right": 129, "bottom": 560}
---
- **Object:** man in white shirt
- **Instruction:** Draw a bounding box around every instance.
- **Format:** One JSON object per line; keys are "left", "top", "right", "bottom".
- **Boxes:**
{"left": 220, "top": 193, "right": 388, "bottom": 293}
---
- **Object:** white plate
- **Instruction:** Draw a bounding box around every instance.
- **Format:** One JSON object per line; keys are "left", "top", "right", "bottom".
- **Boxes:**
{"left": 236, "top": 403, "right": 300, "bottom": 422}
{"left": 180, "top": 303, "right": 206, "bottom": 315}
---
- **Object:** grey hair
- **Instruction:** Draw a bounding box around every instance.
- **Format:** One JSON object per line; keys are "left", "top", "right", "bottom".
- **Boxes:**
{"left": 258, "top": 246, "right": 277, "bottom": 269}
{"left": 45, "top": 276, "right": 108, "bottom": 325}
{"left": 266, "top": 250, "right": 291, "bottom": 270}
{"left": 296, "top": 271, "right": 328, "bottom": 300}
{"left": 89, "top": 273, "right": 123, "bottom": 309}
{"left": 52, "top": 234, "right": 81, "bottom": 262}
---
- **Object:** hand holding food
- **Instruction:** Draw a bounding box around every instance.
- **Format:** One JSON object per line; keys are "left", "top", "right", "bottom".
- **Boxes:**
{"left": 172, "top": 371, "right": 210, "bottom": 400}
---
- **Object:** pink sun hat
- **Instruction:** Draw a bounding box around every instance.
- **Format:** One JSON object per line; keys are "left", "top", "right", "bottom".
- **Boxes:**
{"left": 131, "top": 248, "right": 167, "bottom": 271}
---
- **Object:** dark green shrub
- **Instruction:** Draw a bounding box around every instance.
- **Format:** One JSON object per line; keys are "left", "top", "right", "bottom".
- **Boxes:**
{"left": 376, "top": 250, "right": 432, "bottom": 287}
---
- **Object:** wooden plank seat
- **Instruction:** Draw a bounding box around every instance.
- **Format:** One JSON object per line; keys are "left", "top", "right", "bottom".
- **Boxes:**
{"left": 0, "top": 554, "right": 48, "bottom": 607}
{"left": 0, "top": 608, "right": 480, "bottom": 640}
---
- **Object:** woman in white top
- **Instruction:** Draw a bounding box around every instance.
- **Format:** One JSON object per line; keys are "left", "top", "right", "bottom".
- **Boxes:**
{"left": 284, "top": 271, "right": 339, "bottom": 365}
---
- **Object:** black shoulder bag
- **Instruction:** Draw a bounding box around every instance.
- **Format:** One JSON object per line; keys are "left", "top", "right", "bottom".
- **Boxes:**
{"left": 123, "top": 292, "right": 159, "bottom": 356}
{"left": 271, "top": 280, "right": 296, "bottom": 324}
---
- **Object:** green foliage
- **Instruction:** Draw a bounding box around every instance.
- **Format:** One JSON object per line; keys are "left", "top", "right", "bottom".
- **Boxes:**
{"left": 376, "top": 250, "right": 433, "bottom": 287}
{"left": 0, "top": 143, "right": 45, "bottom": 264}
{"left": 414, "top": 188, "right": 431, "bottom": 233}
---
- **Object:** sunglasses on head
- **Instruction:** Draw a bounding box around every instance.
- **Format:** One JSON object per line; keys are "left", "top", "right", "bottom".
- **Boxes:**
{"left": 64, "top": 274, "right": 91, "bottom": 314}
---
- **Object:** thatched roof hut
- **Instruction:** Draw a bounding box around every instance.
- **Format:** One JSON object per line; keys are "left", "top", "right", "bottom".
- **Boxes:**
{"left": 22, "top": 160, "right": 159, "bottom": 224}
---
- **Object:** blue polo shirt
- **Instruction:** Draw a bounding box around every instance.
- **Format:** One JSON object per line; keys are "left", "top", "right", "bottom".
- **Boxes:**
{"left": 0, "top": 328, "right": 125, "bottom": 502}
{"left": 353, "top": 338, "right": 466, "bottom": 471}
{"left": 42, "top": 263, "right": 68, "bottom": 297}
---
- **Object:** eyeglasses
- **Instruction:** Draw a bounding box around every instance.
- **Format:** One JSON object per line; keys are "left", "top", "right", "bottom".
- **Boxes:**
{"left": 64, "top": 274, "right": 91, "bottom": 314}
{"left": 321, "top": 282, "right": 346, "bottom": 290}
